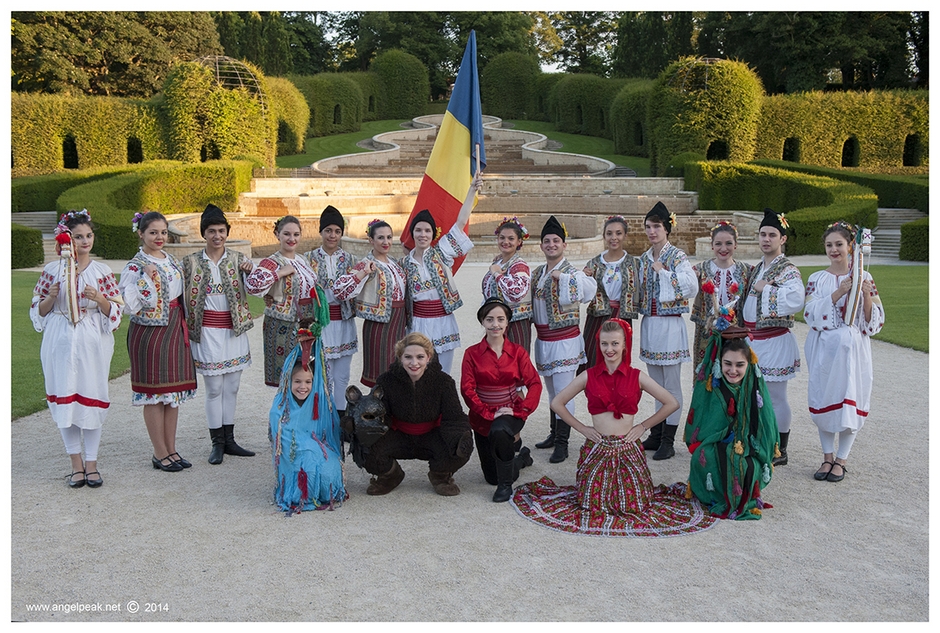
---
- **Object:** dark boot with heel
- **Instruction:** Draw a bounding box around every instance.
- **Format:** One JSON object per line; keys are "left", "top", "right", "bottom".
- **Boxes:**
{"left": 208, "top": 427, "right": 225, "bottom": 465}
{"left": 550, "top": 419, "right": 571, "bottom": 464}
{"left": 492, "top": 459, "right": 518, "bottom": 503}
{"left": 535, "top": 412, "right": 557, "bottom": 449}
{"left": 773, "top": 431, "right": 789, "bottom": 466}
{"left": 652, "top": 424, "right": 677, "bottom": 461}
{"left": 642, "top": 421, "right": 664, "bottom": 451}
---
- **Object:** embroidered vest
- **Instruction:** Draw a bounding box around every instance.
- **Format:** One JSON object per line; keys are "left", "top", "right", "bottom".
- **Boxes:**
{"left": 749, "top": 255, "right": 800, "bottom": 329}
{"left": 403, "top": 245, "right": 462, "bottom": 315}
{"left": 183, "top": 250, "right": 254, "bottom": 343}
{"left": 126, "top": 251, "right": 182, "bottom": 326}
{"left": 483, "top": 254, "right": 532, "bottom": 322}
{"left": 261, "top": 252, "right": 313, "bottom": 322}
{"left": 306, "top": 247, "right": 357, "bottom": 320}
{"left": 531, "top": 259, "right": 582, "bottom": 329}
{"left": 586, "top": 252, "right": 640, "bottom": 320}
{"left": 639, "top": 243, "right": 690, "bottom": 316}
{"left": 355, "top": 254, "right": 403, "bottom": 324}
{"left": 690, "top": 260, "right": 751, "bottom": 327}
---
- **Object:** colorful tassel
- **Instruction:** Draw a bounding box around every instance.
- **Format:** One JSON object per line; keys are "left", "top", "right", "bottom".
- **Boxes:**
{"left": 727, "top": 397, "right": 736, "bottom": 417}
{"left": 774, "top": 443, "right": 781, "bottom": 458}
{"left": 762, "top": 464, "right": 771, "bottom": 483}
{"left": 756, "top": 391, "right": 763, "bottom": 408}
{"left": 734, "top": 440, "right": 744, "bottom": 455}
{"left": 312, "top": 393, "right": 319, "bottom": 419}
{"left": 698, "top": 449, "right": 706, "bottom": 467}
{"left": 684, "top": 483, "right": 693, "bottom": 500}
{"left": 298, "top": 468, "right": 309, "bottom": 502}
{"left": 732, "top": 478, "right": 743, "bottom": 496}
{"left": 750, "top": 508, "right": 762, "bottom": 516}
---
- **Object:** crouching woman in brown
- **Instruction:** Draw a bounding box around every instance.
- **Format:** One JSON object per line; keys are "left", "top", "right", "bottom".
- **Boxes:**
{"left": 366, "top": 333, "right": 474, "bottom": 496}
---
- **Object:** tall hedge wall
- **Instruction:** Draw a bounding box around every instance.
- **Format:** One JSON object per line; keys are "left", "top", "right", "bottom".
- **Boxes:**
{"left": 610, "top": 80, "right": 654, "bottom": 157}
{"left": 756, "top": 90, "right": 929, "bottom": 169}
{"left": 266, "top": 77, "right": 311, "bottom": 155}
{"left": 648, "top": 58, "right": 764, "bottom": 176}
{"left": 686, "top": 161, "right": 879, "bottom": 255}
{"left": 370, "top": 50, "right": 431, "bottom": 120}
{"left": 342, "top": 72, "right": 381, "bottom": 122}
{"left": 55, "top": 160, "right": 254, "bottom": 259}
{"left": 289, "top": 73, "right": 364, "bottom": 137}
{"left": 11, "top": 93, "right": 167, "bottom": 178}
{"left": 481, "top": 52, "right": 541, "bottom": 120}
{"left": 534, "top": 73, "right": 567, "bottom": 122}
{"left": 12, "top": 165, "right": 144, "bottom": 212}
{"left": 551, "top": 75, "right": 627, "bottom": 138}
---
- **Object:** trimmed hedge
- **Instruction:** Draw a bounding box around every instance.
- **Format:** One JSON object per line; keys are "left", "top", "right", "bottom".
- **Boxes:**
{"left": 12, "top": 165, "right": 145, "bottom": 212}
{"left": 663, "top": 151, "right": 705, "bottom": 177}
{"left": 756, "top": 90, "right": 929, "bottom": 169}
{"left": 899, "top": 217, "right": 929, "bottom": 261}
{"left": 751, "top": 159, "right": 929, "bottom": 214}
{"left": 267, "top": 77, "right": 311, "bottom": 155}
{"left": 610, "top": 80, "right": 654, "bottom": 156}
{"left": 370, "top": 50, "right": 430, "bottom": 120}
{"left": 481, "top": 52, "right": 541, "bottom": 120}
{"left": 11, "top": 224, "right": 45, "bottom": 269}
{"left": 342, "top": 72, "right": 381, "bottom": 122}
{"left": 289, "top": 73, "right": 364, "bottom": 137}
{"left": 686, "top": 161, "right": 879, "bottom": 255}
{"left": 534, "top": 73, "right": 568, "bottom": 122}
{"left": 55, "top": 160, "right": 254, "bottom": 259}
{"left": 649, "top": 58, "right": 764, "bottom": 176}
{"left": 551, "top": 75, "right": 627, "bottom": 138}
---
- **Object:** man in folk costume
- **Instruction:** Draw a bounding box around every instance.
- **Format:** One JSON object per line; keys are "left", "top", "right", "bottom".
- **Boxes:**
{"left": 182, "top": 204, "right": 255, "bottom": 464}
{"left": 743, "top": 208, "right": 804, "bottom": 466}
{"left": 531, "top": 215, "right": 597, "bottom": 463}
{"left": 637, "top": 202, "right": 698, "bottom": 461}
{"left": 303, "top": 205, "right": 359, "bottom": 417}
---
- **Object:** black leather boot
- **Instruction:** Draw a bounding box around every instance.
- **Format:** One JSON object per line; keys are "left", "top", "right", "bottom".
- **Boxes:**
{"left": 492, "top": 459, "right": 516, "bottom": 502}
{"left": 652, "top": 423, "right": 677, "bottom": 461}
{"left": 642, "top": 421, "right": 663, "bottom": 451}
{"left": 208, "top": 427, "right": 225, "bottom": 465}
{"left": 535, "top": 412, "right": 556, "bottom": 449}
{"left": 514, "top": 446, "right": 533, "bottom": 474}
{"left": 550, "top": 419, "right": 571, "bottom": 463}
{"left": 773, "top": 431, "right": 789, "bottom": 466}
{"left": 222, "top": 425, "right": 255, "bottom": 457}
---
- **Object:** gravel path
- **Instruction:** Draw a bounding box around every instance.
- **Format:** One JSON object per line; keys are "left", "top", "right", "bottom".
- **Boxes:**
{"left": 9, "top": 257, "right": 929, "bottom": 622}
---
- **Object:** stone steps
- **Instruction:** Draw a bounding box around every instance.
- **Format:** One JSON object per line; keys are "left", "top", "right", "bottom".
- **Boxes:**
{"left": 871, "top": 208, "right": 926, "bottom": 259}
{"left": 12, "top": 211, "right": 58, "bottom": 232}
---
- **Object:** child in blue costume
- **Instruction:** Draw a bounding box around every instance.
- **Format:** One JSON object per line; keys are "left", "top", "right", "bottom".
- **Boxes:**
{"left": 270, "top": 303, "right": 347, "bottom": 514}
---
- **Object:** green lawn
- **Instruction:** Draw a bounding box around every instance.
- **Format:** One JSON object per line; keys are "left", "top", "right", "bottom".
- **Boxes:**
{"left": 795, "top": 265, "right": 928, "bottom": 353}
{"left": 10, "top": 271, "right": 266, "bottom": 420}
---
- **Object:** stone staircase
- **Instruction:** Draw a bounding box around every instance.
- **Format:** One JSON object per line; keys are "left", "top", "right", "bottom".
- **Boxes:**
{"left": 12, "top": 211, "right": 60, "bottom": 263}
{"left": 872, "top": 208, "right": 926, "bottom": 259}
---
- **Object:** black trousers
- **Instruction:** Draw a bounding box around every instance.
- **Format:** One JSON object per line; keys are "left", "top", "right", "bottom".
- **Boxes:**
{"left": 364, "top": 428, "right": 470, "bottom": 476}
{"left": 474, "top": 414, "right": 525, "bottom": 484}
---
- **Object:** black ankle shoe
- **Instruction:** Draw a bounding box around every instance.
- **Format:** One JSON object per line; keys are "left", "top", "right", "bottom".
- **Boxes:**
{"left": 168, "top": 452, "right": 192, "bottom": 468}
{"left": 549, "top": 444, "right": 568, "bottom": 464}
{"left": 534, "top": 433, "right": 555, "bottom": 449}
{"left": 652, "top": 443, "right": 675, "bottom": 461}
{"left": 152, "top": 455, "right": 183, "bottom": 472}
{"left": 492, "top": 483, "right": 513, "bottom": 503}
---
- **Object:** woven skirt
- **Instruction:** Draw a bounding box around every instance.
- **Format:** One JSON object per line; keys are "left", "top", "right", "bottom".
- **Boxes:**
{"left": 360, "top": 304, "right": 407, "bottom": 387}
{"left": 506, "top": 318, "right": 532, "bottom": 355}
{"left": 512, "top": 436, "right": 716, "bottom": 538}
{"left": 128, "top": 302, "right": 197, "bottom": 400}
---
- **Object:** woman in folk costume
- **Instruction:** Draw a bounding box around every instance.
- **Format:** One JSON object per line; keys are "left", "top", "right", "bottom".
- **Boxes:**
{"left": 685, "top": 324, "right": 777, "bottom": 520}
{"left": 690, "top": 221, "right": 752, "bottom": 382}
{"left": 804, "top": 222, "right": 884, "bottom": 483}
{"left": 579, "top": 214, "right": 641, "bottom": 374}
{"left": 246, "top": 215, "right": 320, "bottom": 387}
{"left": 460, "top": 299, "right": 541, "bottom": 502}
{"left": 333, "top": 219, "right": 407, "bottom": 388}
{"left": 269, "top": 314, "right": 347, "bottom": 514}
{"left": 119, "top": 211, "right": 197, "bottom": 472}
{"left": 31, "top": 210, "right": 123, "bottom": 488}
{"left": 481, "top": 217, "right": 533, "bottom": 352}
{"left": 182, "top": 204, "right": 255, "bottom": 465}
{"left": 530, "top": 215, "right": 597, "bottom": 464}
{"left": 403, "top": 175, "right": 481, "bottom": 375}
{"left": 637, "top": 202, "right": 698, "bottom": 461}
{"left": 302, "top": 205, "right": 358, "bottom": 414}
{"left": 511, "top": 319, "right": 716, "bottom": 538}
{"left": 743, "top": 208, "right": 804, "bottom": 467}
{"left": 366, "top": 333, "right": 474, "bottom": 497}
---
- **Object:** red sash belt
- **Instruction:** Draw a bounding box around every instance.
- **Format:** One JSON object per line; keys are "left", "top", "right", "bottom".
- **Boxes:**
{"left": 609, "top": 300, "right": 620, "bottom": 313}
{"left": 391, "top": 300, "right": 405, "bottom": 309}
{"left": 650, "top": 301, "right": 680, "bottom": 317}
{"left": 535, "top": 324, "right": 580, "bottom": 341}
{"left": 169, "top": 298, "right": 190, "bottom": 348}
{"left": 413, "top": 299, "right": 447, "bottom": 318}
{"left": 329, "top": 304, "right": 343, "bottom": 321}
{"left": 390, "top": 414, "right": 442, "bottom": 435}
{"left": 744, "top": 320, "right": 789, "bottom": 340}
{"left": 202, "top": 309, "right": 233, "bottom": 329}
{"left": 476, "top": 386, "right": 520, "bottom": 407}
{"left": 298, "top": 296, "right": 313, "bottom": 306}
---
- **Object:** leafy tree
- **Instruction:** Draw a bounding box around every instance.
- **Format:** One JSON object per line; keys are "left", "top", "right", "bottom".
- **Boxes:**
{"left": 214, "top": 11, "right": 242, "bottom": 60}
{"left": 548, "top": 11, "right": 617, "bottom": 76}
{"left": 910, "top": 11, "right": 928, "bottom": 87}
{"left": 450, "top": 11, "right": 536, "bottom": 70}
{"left": 284, "top": 12, "right": 333, "bottom": 75}
{"left": 262, "top": 12, "right": 293, "bottom": 77}
{"left": 11, "top": 11, "right": 222, "bottom": 97}
{"left": 240, "top": 11, "right": 265, "bottom": 69}
{"left": 526, "top": 11, "right": 563, "bottom": 66}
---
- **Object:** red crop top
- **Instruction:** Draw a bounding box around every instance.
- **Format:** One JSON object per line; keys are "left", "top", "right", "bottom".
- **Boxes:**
{"left": 585, "top": 363, "right": 642, "bottom": 419}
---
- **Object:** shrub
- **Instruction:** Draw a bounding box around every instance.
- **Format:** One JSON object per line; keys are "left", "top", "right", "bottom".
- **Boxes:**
{"left": 665, "top": 151, "right": 705, "bottom": 178}
{"left": 534, "top": 73, "right": 567, "bottom": 122}
{"left": 288, "top": 73, "right": 364, "bottom": 137}
{"left": 12, "top": 165, "right": 142, "bottom": 212}
{"left": 370, "top": 50, "right": 430, "bottom": 120}
{"left": 267, "top": 77, "right": 310, "bottom": 155}
{"left": 11, "top": 224, "right": 45, "bottom": 269}
{"left": 899, "top": 217, "right": 929, "bottom": 261}
{"left": 481, "top": 52, "right": 541, "bottom": 119}
{"left": 648, "top": 58, "right": 764, "bottom": 175}
{"left": 342, "top": 72, "right": 381, "bottom": 122}
{"left": 610, "top": 80, "right": 654, "bottom": 156}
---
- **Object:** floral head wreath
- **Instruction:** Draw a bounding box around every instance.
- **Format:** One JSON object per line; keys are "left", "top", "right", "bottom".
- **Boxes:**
{"left": 710, "top": 220, "right": 737, "bottom": 239}
{"left": 367, "top": 218, "right": 383, "bottom": 230}
{"left": 55, "top": 209, "right": 91, "bottom": 236}
{"left": 777, "top": 213, "right": 789, "bottom": 230}
{"left": 494, "top": 217, "right": 530, "bottom": 240}
{"left": 825, "top": 220, "right": 857, "bottom": 239}
{"left": 131, "top": 212, "right": 145, "bottom": 233}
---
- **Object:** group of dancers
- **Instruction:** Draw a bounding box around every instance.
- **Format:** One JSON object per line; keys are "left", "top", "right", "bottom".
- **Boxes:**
{"left": 30, "top": 186, "right": 884, "bottom": 535}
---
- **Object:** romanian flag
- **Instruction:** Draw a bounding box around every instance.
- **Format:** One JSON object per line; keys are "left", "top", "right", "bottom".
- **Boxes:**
{"left": 401, "top": 30, "right": 486, "bottom": 272}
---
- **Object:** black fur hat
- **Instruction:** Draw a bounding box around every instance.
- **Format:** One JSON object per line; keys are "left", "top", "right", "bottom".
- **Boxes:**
{"left": 319, "top": 205, "right": 344, "bottom": 233}
{"left": 200, "top": 204, "right": 229, "bottom": 237}
{"left": 540, "top": 215, "right": 567, "bottom": 242}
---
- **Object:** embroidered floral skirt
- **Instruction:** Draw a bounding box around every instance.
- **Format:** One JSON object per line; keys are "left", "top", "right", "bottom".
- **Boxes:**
{"left": 512, "top": 436, "right": 716, "bottom": 538}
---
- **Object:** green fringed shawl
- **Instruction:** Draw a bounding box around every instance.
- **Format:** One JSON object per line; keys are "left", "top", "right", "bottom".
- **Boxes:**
{"left": 684, "top": 336, "right": 778, "bottom": 520}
